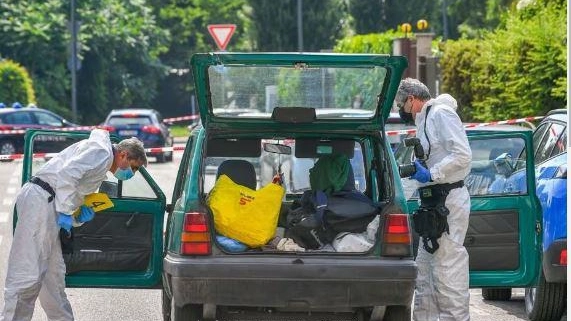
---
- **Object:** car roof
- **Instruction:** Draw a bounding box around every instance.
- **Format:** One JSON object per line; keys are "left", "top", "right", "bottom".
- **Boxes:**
{"left": 543, "top": 109, "right": 567, "bottom": 123}
{"left": 466, "top": 124, "right": 533, "bottom": 132}
{"left": 0, "top": 107, "right": 49, "bottom": 114}
{"left": 108, "top": 108, "right": 157, "bottom": 116}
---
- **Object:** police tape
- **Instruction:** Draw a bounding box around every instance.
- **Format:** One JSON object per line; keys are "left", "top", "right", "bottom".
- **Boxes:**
{"left": 385, "top": 116, "right": 544, "bottom": 136}
{"left": 0, "top": 145, "right": 187, "bottom": 161}
{"left": 0, "top": 115, "right": 546, "bottom": 160}
{"left": 163, "top": 114, "right": 200, "bottom": 123}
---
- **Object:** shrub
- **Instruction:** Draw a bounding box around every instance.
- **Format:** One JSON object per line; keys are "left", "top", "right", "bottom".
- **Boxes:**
{"left": 0, "top": 59, "right": 36, "bottom": 106}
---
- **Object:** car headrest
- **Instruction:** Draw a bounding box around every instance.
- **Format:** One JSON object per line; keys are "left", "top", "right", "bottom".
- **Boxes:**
{"left": 216, "top": 160, "right": 257, "bottom": 190}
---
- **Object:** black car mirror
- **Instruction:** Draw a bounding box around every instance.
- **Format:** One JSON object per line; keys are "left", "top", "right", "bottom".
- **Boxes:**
{"left": 263, "top": 143, "right": 291, "bottom": 155}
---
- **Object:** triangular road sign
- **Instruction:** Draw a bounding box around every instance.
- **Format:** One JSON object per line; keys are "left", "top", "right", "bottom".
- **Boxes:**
{"left": 207, "top": 24, "right": 236, "bottom": 51}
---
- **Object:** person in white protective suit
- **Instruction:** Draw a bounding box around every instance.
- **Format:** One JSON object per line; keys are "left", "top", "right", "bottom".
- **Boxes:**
{"left": 395, "top": 78, "right": 472, "bottom": 321}
{"left": 1, "top": 129, "right": 147, "bottom": 321}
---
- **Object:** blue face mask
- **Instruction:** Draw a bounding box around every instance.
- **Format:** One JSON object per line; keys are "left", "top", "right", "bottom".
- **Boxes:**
{"left": 114, "top": 167, "right": 134, "bottom": 180}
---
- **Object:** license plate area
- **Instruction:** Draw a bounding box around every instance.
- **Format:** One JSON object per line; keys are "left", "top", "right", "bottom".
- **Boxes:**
{"left": 118, "top": 130, "right": 138, "bottom": 136}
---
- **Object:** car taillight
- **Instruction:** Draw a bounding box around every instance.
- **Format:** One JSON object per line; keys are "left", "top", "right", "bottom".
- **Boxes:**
{"left": 560, "top": 249, "right": 567, "bottom": 265}
{"left": 142, "top": 125, "right": 161, "bottom": 134}
{"left": 0, "top": 125, "right": 13, "bottom": 130}
{"left": 99, "top": 125, "right": 115, "bottom": 132}
{"left": 181, "top": 212, "right": 211, "bottom": 255}
{"left": 381, "top": 214, "right": 412, "bottom": 257}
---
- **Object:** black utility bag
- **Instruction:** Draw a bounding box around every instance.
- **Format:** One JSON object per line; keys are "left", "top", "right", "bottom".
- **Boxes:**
{"left": 412, "top": 181, "right": 463, "bottom": 254}
{"left": 286, "top": 190, "right": 379, "bottom": 249}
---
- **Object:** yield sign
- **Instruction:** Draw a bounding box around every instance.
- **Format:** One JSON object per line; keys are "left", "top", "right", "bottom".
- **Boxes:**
{"left": 207, "top": 24, "right": 236, "bottom": 51}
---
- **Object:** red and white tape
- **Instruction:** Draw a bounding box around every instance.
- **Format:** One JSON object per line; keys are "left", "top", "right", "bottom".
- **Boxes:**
{"left": 0, "top": 114, "right": 199, "bottom": 135}
{"left": 163, "top": 114, "right": 199, "bottom": 123}
{"left": 0, "top": 145, "right": 187, "bottom": 161}
{"left": 0, "top": 115, "right": 545, "bottom": 160}
{"left": 385, "top": 116, "right": 543, "bottom": 136}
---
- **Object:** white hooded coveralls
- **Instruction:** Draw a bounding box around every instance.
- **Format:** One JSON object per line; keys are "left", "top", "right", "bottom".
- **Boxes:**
{"left": 1, "top": 129, "right": 113, "bottom": 321}
{"left": 413, "top": 94, "right": 472, "bottom": 321}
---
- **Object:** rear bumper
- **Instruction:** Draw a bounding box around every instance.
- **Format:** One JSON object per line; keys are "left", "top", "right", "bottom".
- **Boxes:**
{"left": 543, "top": 239, "right": 567, "bottom": 283}
{"left": 163, "top": 255, "right": 417, "bottom": 309}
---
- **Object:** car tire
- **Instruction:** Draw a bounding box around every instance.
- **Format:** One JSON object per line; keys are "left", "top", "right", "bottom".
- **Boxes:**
{"left": 482, "top": 288, "right": 512, "bottom": 301}
{"left": 383, "top": 305, "right": 411, "bottom": 321}
{"left": 156, "top": 153, "right": 166, "bottom": 163}
{"left": 162, "top": 288, "right": 171, "bottom": 321}
{"left": 166, "top": 151, "right": 173, "bottom": 162}
{"left": 171, "top": 302, "right": 202, "bottom": 321}
{"left": 525, "top": 271, "right": 566, "bottom": 321}
{"left": 0, "top": 139, "right": 16, "bottom": 162}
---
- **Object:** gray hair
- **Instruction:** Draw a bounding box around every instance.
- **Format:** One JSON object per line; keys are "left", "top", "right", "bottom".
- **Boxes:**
{"left": 114, "top": 137, "right": 147, "bottom": 166}
{"left": 395, "top": 78, "right": 432, "bottom": 105}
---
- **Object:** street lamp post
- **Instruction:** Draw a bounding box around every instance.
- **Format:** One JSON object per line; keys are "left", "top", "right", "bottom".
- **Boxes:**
{"left": 297, "top": 0, "right": 303, "bottom": 52}
{"left": 70, "top": 0, "right": 78, "bottom": 123}
{"left": 442, "top": 0, "right": 449, "bottom": 40}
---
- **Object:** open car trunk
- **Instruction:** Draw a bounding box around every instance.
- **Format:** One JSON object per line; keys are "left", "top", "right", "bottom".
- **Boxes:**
{"left": 202, "top": 135, "right": 388, "bottom": 254}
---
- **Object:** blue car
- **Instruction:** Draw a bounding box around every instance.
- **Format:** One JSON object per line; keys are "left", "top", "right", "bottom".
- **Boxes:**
{"left": 487, "top": 109, "right": 567, "bottom": 320}
{"left": 102, "top": 108, "right": 174, "bottom": 163}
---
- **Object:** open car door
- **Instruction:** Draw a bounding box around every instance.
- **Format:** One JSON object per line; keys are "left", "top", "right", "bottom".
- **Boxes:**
{"left": 404, "top": 129, "right": 541, "bottom": 287}
{"left": 18, "top": 129, "right": 166, "bottom": 288}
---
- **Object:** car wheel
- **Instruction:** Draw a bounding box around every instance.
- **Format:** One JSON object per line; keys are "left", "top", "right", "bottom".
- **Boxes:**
{"left": 162, "top": 288, "right": 171, "bottom": 321}
{"left": 0, "top": 139, "right": 16, "bottom": 162}
{"left": 156, "top": 153, "right": 166, "bottom": 163}
{"left": 525, "top": 271, "right": 566, "bottom": 321}
{"left": 166, "top": 151, "right": 173, "bottom": 162}
{"left": 383, "top": 305, "right": 411, "bottom": 321}
{"left": 171, "top": 302, "right": 202, "bottom": 321}
{"left": 481, "top": 288, "right": 512, "bottom": 301}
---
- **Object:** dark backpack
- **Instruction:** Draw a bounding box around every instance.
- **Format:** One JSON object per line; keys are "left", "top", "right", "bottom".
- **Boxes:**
{"left": 286, "top": 190, "right": 379, "bottom": 249}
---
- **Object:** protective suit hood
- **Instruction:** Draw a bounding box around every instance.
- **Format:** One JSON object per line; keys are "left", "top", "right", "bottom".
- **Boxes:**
{"left": 426, "top": 94, "right": 458, "bottom": 111}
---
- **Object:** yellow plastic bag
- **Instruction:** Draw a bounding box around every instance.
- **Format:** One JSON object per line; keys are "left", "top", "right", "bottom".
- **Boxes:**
{"left": 208, "top": 175, "right": 285, "bottom": 247}
{"left": 73, "top": 193, "right": 114, "bottom": 217}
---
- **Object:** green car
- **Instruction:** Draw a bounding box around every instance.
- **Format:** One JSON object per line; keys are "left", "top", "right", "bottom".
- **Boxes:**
{"left": 20, "top": 53, "right": 541, "bottom": 321}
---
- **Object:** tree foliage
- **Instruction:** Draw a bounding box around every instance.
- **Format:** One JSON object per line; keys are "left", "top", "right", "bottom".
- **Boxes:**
{"left": 148, "top": 0, "right": 249, "bottom": 117}
{"left": 440, "top": 0, "right": 567, "bottom": 121}
{"left": 0, "top": 59, "right": 36, "bottom": 106}
{"left": 333, "top": 30, "right": 406, "bottom": 54}
{"left": 0, "top": 0, "right": 169, "bottom": 123}
{"left": 247, "top": 0, "right": 350, "bottom": 52}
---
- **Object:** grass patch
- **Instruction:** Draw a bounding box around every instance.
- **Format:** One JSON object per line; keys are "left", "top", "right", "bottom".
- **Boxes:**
{"left": 169, "top": 125, "right": 189, "bottom": 137}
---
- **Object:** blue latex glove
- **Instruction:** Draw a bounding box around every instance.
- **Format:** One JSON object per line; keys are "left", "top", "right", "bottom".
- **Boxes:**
{"left": 411, "top": 160, "right": 432, "bottom": 183}
{"left": 57, "top": 213, "right": 73, "bottom": 234}
{"left": 77, "top": 206, "right": 95, "bottom": 223}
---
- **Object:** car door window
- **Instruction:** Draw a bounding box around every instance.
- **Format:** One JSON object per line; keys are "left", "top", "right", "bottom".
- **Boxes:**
{"left": 549, "top": 127, "right": 567, "bottom": 158}
{"left": 464, "top": 137, "right": 527, "bottom": 196}
{"left": 100, "top": 171, "right": 158, "bottom": 199}
{"left": 4, "top": 111, "right": 34, "bottom": 125}
{"left": 34, "top": 111, "right": 63, "bottom": 127}
{"left": 535, "top": 123, "right": 565, "bottom": 164}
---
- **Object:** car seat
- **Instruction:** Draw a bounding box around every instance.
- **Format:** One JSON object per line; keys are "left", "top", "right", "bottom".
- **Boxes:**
{"left": 216, "top": 159, "right": 257, "bottom": 190}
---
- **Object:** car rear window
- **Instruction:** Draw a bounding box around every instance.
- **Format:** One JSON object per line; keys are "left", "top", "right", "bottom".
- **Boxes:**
{"left": 108, "top": 116, "right": 152, "bottom": 126}
{"left": 3, "top": 112, "right": 34, "bottom": 125}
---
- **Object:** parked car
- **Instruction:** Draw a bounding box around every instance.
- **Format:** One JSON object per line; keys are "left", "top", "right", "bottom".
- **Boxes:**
{"left": 479, "top": 109, "right": 567, "bottom": 320}
{"left": 20, "top": 53, "right": 543, "bottom": 321}
{"left": 0, "top": 106, "right": 79, "bottom": 160}
{"left": 102, "top": 108, "right": 173, "bottom": 163}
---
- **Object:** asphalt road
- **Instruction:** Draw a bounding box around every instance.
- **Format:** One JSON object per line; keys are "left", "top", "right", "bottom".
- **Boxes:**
{"left": 0, "top": 151, "right": 565, "bottom": 320}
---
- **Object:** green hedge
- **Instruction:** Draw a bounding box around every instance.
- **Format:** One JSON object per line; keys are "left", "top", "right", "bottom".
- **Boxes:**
{"left": 0, "top": 59, "right": 36, "bottom": 106}
{"left": 440, "top": 0, "right": 567, "bottom": 121}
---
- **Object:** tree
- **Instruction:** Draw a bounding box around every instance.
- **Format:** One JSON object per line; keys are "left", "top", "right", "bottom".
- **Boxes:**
{"left": 247, "top": 0, "right": 350, "bottom": 52}
{"left": 0, "top": 0, "right": 169, "bottom": 123}
{"left": 148, "top": 0, "right": 250, "bottom": 117}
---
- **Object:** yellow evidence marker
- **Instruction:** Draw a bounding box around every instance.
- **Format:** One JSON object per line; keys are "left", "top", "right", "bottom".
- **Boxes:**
{"left": 73, "top": 192, "right": 114, "bottom": 217}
